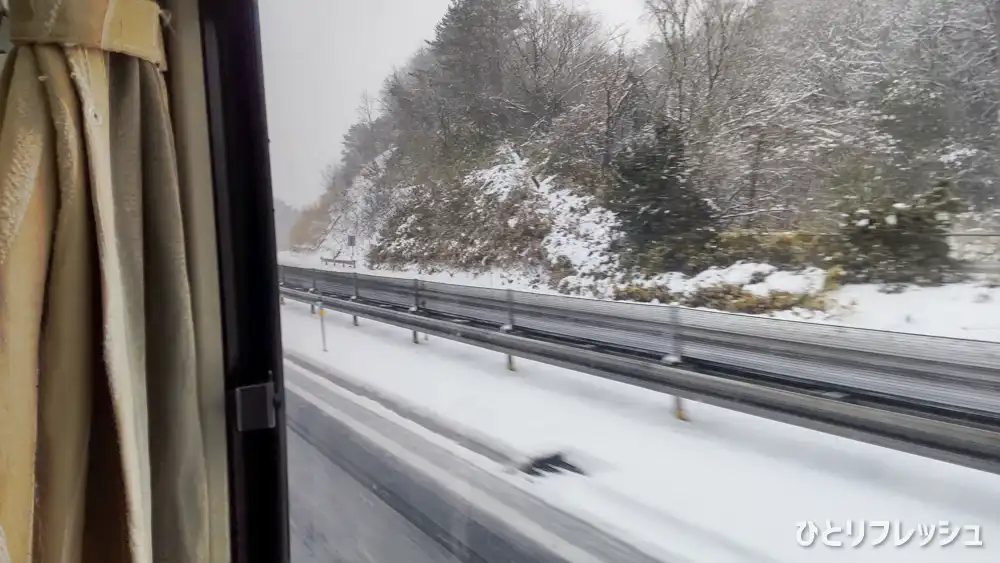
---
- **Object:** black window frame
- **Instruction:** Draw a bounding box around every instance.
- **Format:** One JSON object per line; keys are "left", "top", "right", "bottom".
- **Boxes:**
{"left": 198, "top": 1, "right": 290, "bottom": 562}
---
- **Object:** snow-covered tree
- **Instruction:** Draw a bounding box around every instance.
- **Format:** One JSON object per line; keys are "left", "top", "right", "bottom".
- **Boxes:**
{"left": 291, "top": 0, "right": 998, "bottom": 283}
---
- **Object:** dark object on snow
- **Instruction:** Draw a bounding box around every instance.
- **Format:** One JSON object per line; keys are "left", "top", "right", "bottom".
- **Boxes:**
{"left": 519, "top": 453, "right": 585, "bottom": 477}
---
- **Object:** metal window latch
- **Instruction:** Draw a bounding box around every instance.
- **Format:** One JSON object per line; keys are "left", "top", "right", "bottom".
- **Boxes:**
{"left": 235, "top": 381, "right": 278, "bottom": 431}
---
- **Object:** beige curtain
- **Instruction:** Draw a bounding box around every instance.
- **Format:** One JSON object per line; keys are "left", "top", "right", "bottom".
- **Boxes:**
{"left": 0, "top": 1, "right": 215, "bottom": 562}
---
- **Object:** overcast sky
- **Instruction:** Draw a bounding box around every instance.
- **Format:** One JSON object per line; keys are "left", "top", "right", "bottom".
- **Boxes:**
{"left": 259, "top": 0, "right": 650, "bottom": 208}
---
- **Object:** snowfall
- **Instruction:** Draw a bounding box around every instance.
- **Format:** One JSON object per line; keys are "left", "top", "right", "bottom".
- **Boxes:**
{"left": 278, "top": 151, "right": 1000, "bottom": 561}
{"left": 279, "top": 298, "right": 999, "bottom": 563}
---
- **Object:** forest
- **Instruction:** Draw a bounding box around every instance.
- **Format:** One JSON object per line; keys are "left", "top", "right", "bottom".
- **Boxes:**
{"left": 289, "top": 0, "right": 1000, "bottom": 292}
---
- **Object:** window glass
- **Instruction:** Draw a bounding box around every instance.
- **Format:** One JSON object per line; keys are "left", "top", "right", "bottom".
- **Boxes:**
{"left": 259, "top": 1, "right": 1000, "bottom": 561}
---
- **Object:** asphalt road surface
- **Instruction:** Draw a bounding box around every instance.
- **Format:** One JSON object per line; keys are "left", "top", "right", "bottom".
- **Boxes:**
{"left": 287, "top": 427, "right": 461, "bottom": 563}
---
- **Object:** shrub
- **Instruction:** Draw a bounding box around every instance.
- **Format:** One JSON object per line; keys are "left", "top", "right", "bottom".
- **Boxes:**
{"left": 616, "top": 236, "right": 721, "bottom": 275}
{"left": 611, "top": 283, "right": 673, "bottom": 304}
{"left": 823, "top": 265, "right": 844, "bottom": 292}
{"left": 681, "top": 284, "right": 826, "bottom": 314}
{"left": 832, "top": 184, "right": 964, "bottom": 284}
{"left": 547, "top": 256, "right": 578, "bottom": 288}
{"left": 706, "top": 230, "right": 833, "bottom": 270}
{"left": 678, "top": 185, "right": 968, "bottom": 286}
{"left": 611, "top": 282, "right": 827, "bottom": 314}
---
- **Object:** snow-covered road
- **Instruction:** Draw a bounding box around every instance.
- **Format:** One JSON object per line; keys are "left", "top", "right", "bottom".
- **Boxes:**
{"left": 287, "top": 427, "right": 461, "bottom": 563}
{"left": 280, "top": 299, "right": 1000, "bottom": 563}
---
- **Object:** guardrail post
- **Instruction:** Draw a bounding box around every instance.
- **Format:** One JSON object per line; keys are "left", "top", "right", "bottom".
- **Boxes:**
{"left": 411, "top": 278, "right": 420, "bottom": 344}
{"left": 352, "top": 271, "right": 359, "bottom": 326}
{"left": 505, "top": 288, "right": 516, "bottom": 371}
{"left": 667, "top": 304, "right": 683, "bottom": 363}
{"left": 669, "top": 304, "right": 688, "bottom": 421}
{"left": 309, "top": 287, "right": 316, "bottom": 314}
{"left": 318, "top": 301, "right": 327, "bottom": 352}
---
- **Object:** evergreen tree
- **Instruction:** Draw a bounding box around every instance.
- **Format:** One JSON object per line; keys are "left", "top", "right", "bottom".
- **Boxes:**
{"left": 607, "top": 123, "right": 717, "bottom": 273}
{"left": 834, "top": 182, "right": 964, "bottom": 284}
{"left": 428, "top": 0, "right": 522, "bottom": 145}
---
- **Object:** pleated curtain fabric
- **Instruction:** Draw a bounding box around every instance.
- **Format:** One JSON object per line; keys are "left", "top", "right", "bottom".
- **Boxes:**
{"left": 0, "top": 1, "right": 214, "bottom": 562}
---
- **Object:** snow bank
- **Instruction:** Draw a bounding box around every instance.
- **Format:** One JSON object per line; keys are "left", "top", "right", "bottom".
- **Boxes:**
{"left": 823, "top": 279, "right": 1000, "bottom": 341}
{"left": 538, "top": 183, "right": 619, "bottom": 279}
{"left": 467, "top": 147, "right": 621, "bottom": 279}
{"left": 613, "top": 264, "right": 1000, "bottom": 341}
{"left": 665, "top": 263, "right": 828, "bottom": 297}
{"left": 561, "top": 262, "right": 828, "bottom": 301}
{"left": 288, "top": 146, "right": 622, "bottom": 290}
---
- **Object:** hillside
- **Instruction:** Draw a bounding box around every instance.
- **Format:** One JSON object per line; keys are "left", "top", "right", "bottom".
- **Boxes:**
{"left": 287, "top": 0, "right": 999, "bottom": 315}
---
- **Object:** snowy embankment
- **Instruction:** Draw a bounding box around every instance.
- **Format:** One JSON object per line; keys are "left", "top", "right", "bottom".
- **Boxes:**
{"left": 284, "top": 150, "right": 1000, "bottom": 342}
{"left": 280, "top": 300, "right": 1000, "bottom": 563}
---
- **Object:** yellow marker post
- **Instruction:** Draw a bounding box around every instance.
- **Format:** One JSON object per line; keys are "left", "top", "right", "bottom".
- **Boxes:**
{"left": 674, "top": 396, "right": 689, "bottom": 421}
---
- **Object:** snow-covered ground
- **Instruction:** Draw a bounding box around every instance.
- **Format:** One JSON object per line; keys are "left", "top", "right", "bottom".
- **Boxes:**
{"left": 821, "top": 282, "right": 1000, "bottom": 340}
{"left": 280, "top": 300, "right": 1000, "bottom": 563}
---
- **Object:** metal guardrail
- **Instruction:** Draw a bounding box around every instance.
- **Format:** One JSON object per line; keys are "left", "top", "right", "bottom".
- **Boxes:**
{"left": 320, "top": 257, "right": 357, "bottom": 268}
{"left": 278, "top": 284, "right": 1000, "bottom": 474}
{"left": 279, "top": 265, "right": 1000, "bottom": 421}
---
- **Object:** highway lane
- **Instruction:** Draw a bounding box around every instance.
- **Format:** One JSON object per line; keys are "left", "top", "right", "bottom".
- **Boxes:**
{"left": 284, "top": 361, "right": 667, "bottom": 563}
{"left": 287, "top": 427, "right": 461, "bottom": 563}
